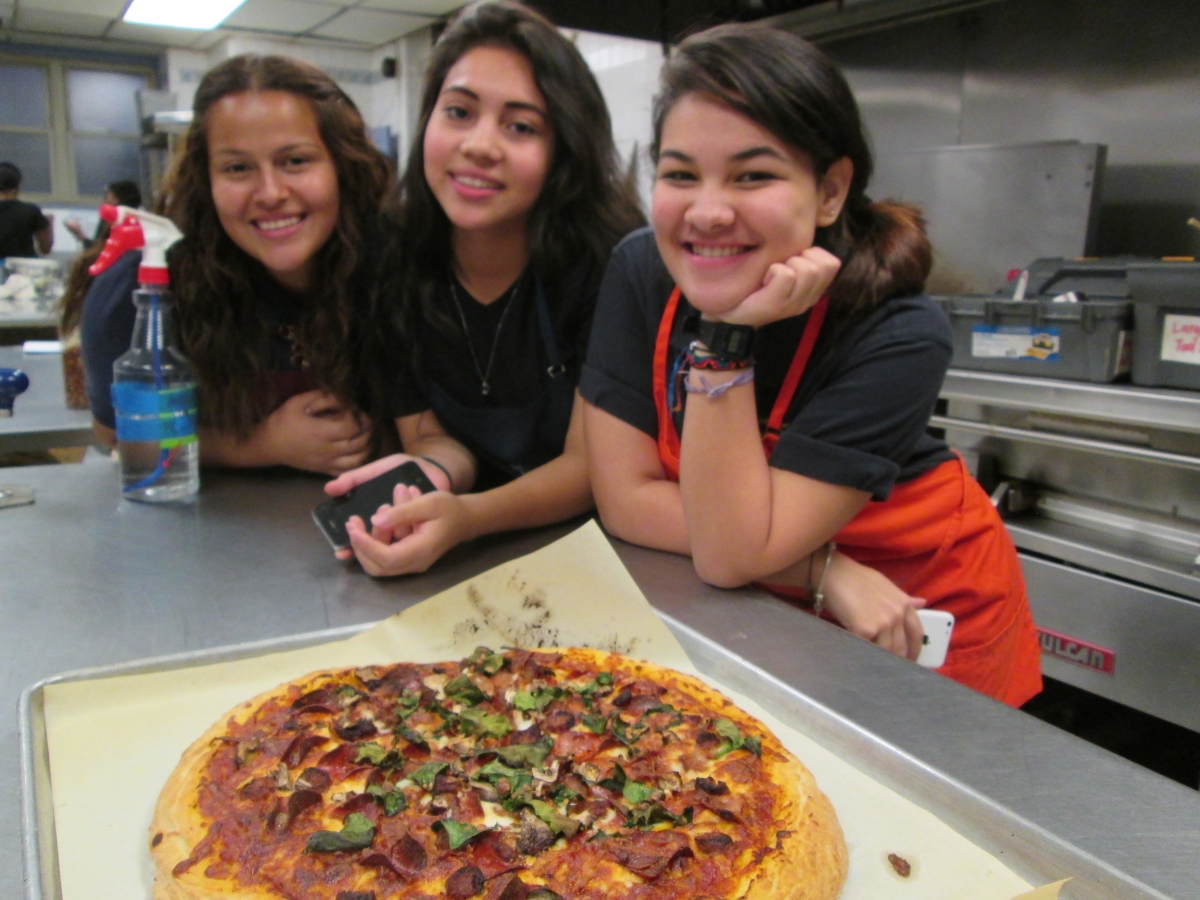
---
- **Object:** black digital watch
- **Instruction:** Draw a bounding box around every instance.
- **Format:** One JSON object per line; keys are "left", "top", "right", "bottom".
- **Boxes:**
{"left": 694, "top": 318, "right": 757, "bottom": 363}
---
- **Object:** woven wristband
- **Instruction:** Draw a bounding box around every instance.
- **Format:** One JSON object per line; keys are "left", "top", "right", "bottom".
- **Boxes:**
{"left": 683, "top": 369, "right": 755, "bottom": 399}
{"left": 687, "top": 340, "right": 754, "bottom": 371}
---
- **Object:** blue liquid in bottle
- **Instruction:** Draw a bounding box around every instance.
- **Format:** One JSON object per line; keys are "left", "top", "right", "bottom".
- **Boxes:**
{"left": 112, "top": 287, "right": 199, "bottom": 502}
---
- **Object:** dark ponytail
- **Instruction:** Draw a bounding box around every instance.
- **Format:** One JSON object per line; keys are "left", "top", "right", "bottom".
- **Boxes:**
{"left": 652, "top": 23, "right": 931, "bottom": 330}
{"left": 826, "top": 198, "right": 931, "bottom": 316}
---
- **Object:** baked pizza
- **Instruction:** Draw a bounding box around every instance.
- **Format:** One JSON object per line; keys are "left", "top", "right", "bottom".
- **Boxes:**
{"left": 152, "top": 647, "right": 847, "bottom": 900}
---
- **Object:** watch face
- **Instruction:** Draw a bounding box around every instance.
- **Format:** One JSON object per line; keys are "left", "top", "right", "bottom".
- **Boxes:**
{"left": 725, "top": 327, "right": 752, "bottom": 357}
{"left": 698, "top": 320, "right": 755, "bottom": 362}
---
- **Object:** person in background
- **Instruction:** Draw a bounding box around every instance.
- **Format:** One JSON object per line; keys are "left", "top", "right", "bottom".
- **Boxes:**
{"left": 64, "top": 180, "right": 142, "bottom": 249}
{"left": 0, "top": 161, "right": 53, "bottom": 257}
{"left": 324, "top": 0, "right": 644, "bottom": 575}
{"left": 80, "top": 55, "right": 402, "bottom": 475}
{"left": 582, "top": 24, "right": 1041, "bottom": 707}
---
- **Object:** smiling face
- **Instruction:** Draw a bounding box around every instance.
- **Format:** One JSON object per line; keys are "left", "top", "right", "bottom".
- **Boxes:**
{"left": 652, "top": 93, "right": 849, "bottom": 316}
{"left": 422, "top": 44, "right": 553, "bottom": 243}
{"left": 207, "top": 90, "right": 339, "bottom": 293}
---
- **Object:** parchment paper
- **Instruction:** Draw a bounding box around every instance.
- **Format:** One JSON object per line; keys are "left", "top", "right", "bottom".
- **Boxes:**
{"left": 44, "top": 521, "right": 1050, "bottom": 900}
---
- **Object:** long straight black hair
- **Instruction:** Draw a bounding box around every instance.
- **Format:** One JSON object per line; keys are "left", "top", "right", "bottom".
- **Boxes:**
{"left": 396, "top": 0, "right": 644, "bottom": 349}
{"left": 652, "top": 24, "right": 932, "bottom": 379}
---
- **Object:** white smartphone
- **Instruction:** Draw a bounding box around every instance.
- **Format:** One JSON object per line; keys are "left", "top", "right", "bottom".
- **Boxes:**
{"left": 915, "top": 609, "right": 954, "bottom": 668}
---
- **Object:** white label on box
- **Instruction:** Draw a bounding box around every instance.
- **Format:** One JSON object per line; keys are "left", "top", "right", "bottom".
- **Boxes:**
{"left": 1161, "top": 314, "right": 1200, "bottom": 366}
{"left": 971, "top": 326, "right": 1060, "bottom": 360}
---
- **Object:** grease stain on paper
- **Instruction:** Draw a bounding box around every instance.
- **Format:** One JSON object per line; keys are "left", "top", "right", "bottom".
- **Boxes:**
{"left": 458, "top": 573, "right": 641, "bottom": 655}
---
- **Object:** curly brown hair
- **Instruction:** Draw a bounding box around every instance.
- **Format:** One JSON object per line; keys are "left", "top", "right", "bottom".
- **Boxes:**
{"left": 163, "top": 54, "right": 396, "bottom": 438}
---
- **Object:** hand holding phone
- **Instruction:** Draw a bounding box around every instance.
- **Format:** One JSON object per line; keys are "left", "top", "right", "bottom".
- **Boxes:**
{"left": 313, "top": 461, "right": 437, "bottom": 551}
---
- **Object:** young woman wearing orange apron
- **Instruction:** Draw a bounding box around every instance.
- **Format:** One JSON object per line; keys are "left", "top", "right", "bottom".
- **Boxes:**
{"left": 649, "top": 287, "right": 1042, "bottom": 707}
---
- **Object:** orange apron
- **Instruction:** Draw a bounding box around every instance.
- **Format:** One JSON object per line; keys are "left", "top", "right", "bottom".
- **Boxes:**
{"left": 653, "top": 287, "right": 1042, "bottom": 707}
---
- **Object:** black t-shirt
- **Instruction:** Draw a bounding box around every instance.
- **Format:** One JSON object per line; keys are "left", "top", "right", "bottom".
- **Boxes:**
{"left": 580, "top": 227, "right": 954, "bottom": 501}
{"left": 81, "top": 250, "right": 309, "bottom": 429}
{"left": 388, "top": 260, "right": 598, "bottom": 418}
{"left": 0, "top": 198, "right": 50, "bottom": 258}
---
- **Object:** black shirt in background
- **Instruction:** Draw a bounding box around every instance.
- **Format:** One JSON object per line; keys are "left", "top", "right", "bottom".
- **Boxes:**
{"left": 581, "top": 227, "right": 955, "bottom": 501}
{"left": 0, "top": 198, "right": 50, "bottom": 258}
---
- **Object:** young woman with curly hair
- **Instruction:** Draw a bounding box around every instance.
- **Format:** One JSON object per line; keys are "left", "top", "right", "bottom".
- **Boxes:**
{"left": 80, "top": 54, "right": 399, "bottom": 474}
{"left": 582, "top": 24, "right": 1041, "bottom": 706}
{"left": 324, "top": 0, "right": 645, "bottom": 574}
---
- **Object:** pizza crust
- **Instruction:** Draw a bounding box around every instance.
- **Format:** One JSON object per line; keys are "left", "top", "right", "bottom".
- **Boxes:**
{"left": 151, "top": 678, "right": 337, "bottom": 900}
{"left": 150, "top": 651, "right": 847, "bottom": 900}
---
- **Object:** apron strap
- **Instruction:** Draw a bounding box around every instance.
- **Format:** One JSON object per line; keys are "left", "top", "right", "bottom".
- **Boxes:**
{"left": 653, "top": 287, "right": 685, "bottom": 481}
{"left": 764, "top": 296, "right": 829, "bottom": 441}
{"left": 653, "top": 289, "right": 830, "bottom": 477}
{"left": 533, "top": 277, "right": 566, "bottom": 378}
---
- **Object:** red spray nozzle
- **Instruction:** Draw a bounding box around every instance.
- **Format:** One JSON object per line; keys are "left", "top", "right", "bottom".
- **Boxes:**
{"left": 89, "top": 206, "right": 145, "bottom": 277}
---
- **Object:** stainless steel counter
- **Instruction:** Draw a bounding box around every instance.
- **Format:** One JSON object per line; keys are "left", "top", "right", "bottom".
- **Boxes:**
{"left": 3, "top": 463, "right": 1199, "bottom": 898}
{"left": 0, "top": 348, "right": 92, "bottom": 453}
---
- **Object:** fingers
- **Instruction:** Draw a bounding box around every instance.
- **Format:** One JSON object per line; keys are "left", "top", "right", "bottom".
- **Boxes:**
{"left": 371, "top": 489, "right": 437, "bottom": 531}
{"left": 777, "top": 248, "right": 840, "bottom": 308}
{"left": 903, "top": 606, "right": 925, "bottom": 662}
{"left": 347, "top": 522, "right": 433, "bottom": 577}
{"left": 303, "top": 390, "right": 346, "bottom": 417}
{"left": 369, "top": 503, "right": 398, "bottom": 546}
{"left": 389, "top": 483, "right": 422, "bottom": 507}
{"left": 324, "top": 454, "right": 404, "bottom": 495}
{"left": 725, "top": 249, "right": 842, "bottom": 328}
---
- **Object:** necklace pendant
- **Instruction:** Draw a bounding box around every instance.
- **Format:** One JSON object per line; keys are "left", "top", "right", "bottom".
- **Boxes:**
{"left": 481, "top": 383, "right": 491, "bottom": 396}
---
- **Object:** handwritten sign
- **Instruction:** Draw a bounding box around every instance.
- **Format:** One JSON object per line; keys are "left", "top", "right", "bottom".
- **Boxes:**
{"left": 1161, "top": 314, "right": 1200, "bottom": 366}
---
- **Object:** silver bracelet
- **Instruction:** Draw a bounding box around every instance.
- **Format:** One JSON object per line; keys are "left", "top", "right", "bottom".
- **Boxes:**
{"left": 812, "top": 541, "right": 837, "bottom": 616}
{"left": 682, "top": 368, "right": 755, "bottom": 398}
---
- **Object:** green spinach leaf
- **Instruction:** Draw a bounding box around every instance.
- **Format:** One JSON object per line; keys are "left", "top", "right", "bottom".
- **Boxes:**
{"left": 305, "top": 812, "right": 375, "bottom": 853}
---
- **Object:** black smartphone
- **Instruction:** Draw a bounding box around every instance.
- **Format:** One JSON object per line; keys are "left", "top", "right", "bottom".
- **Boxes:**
{"left": 313, "top": 460, "right": 438, "bottom": 551}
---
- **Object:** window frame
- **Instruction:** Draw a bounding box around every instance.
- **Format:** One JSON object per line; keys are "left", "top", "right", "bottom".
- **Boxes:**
{"left": 0, "top": 53, "right": 156, "bottom": 204}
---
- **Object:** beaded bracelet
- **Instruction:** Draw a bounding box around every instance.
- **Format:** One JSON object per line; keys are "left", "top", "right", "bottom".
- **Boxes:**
{"left": 683, "top": 369, "right": 755, "bottom": 398}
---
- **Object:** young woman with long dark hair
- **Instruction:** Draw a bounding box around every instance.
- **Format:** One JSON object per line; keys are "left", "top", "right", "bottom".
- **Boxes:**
{"left": 80, "top": 54, "right": 398, "bottom": 473}
{"left": 325, "top": 0, "right": 644, "bottom": 575}
{"left": 582, "top": 24, "right": 1041, "bottom": 706}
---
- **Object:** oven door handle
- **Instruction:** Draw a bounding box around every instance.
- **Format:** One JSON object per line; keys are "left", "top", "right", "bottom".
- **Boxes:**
{"left": 928, "top": 415, "right": 1200, "bottom": 472}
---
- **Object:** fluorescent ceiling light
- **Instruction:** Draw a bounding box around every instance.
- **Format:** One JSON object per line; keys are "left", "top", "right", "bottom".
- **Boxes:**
{"left": 123, "top": 0, "right": 248, "bottom": 30}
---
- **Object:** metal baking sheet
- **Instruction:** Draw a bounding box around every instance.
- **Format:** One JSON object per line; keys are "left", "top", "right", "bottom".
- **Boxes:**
{"left": 20, "top": 614, "right": 1169, "bottom": 900}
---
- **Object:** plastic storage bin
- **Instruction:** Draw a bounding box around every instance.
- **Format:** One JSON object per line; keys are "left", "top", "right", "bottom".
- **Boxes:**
{"left": 934, "top": 295, "right": 1133, "bottom": 383}
{"left": 1127, "top": 261, "right": 1200, "bottom": 390}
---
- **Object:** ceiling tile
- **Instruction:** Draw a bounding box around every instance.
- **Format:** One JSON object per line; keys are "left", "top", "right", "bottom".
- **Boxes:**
{"left": 109, "top": 19, "right": 211, "bottom": 47}
{"left": 18, "top": 0, "right": 126, "bottom": 15}
{"left": 12, "top": 7, "right": 113, "bottom": 37}
{"left": 189, "top": 27, "right": 235, "bottom": 50}
{"left": 359, "top": 0, "right": 462, "bottom": 14}
{"left": 224, "top": 0, "right": 340, "bottom": 33}
{"left": 310, "top": 8, "right": 429, "bottom": 44}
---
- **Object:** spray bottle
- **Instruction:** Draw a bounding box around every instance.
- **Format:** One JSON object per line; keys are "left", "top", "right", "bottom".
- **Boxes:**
{"left": 90, "top": 205, "right": 199, "bottom": 502}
